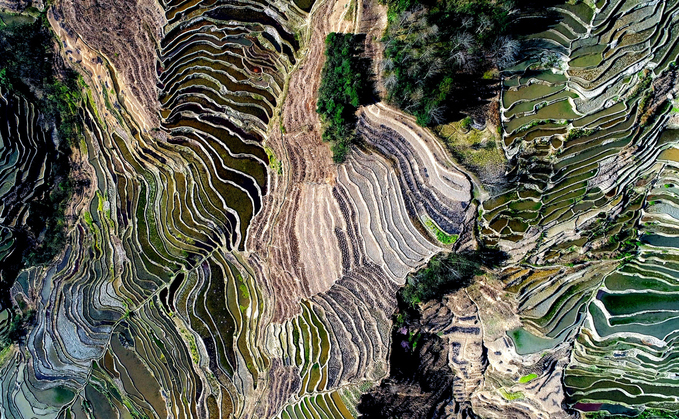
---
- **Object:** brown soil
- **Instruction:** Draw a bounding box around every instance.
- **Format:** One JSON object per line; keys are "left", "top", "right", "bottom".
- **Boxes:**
{"left": 246, "top": 0, "right": 358, "bottom": 322}
{"left": 52, "top": 0, "right": 164, "bottom": 130}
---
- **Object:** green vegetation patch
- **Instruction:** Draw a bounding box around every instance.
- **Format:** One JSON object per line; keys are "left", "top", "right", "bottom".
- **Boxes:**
{"left": 0, "top": 343, "right": 14, "bottom": 367}
{"left": 0, "top": 306, "right": 35, "bottom": 350}
{"left": 264, "top": 146, "right": 282, "bottom": 174}
{"left": 317, "top": 32, "right": 373, "bottom": 163}
{"left": 422, "top": 216, "right": 458, "bottom": 244}
{"left": 565, "top": 128, "right": 596, "bottom": 142}
{"left": 518, "top": 373, "right": 538, "bottom": 383}
{"left": 438, "top": 121, "right": 507, "bottom": 188}
{"left": 499, "top": 388, "right": 524, "bottom": 401}
{"left": 0, "top": 14, "right": 83, "bottom": 143}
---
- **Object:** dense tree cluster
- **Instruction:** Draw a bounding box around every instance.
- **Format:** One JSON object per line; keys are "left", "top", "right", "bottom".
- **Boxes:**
{"left": 401, "top": 248, "right": 507, "bottom": 307}
{"left": 317, "top": 32, "right": 373, "bottom": 162}
{"left": 381, "top": 0, "right": 520, "bottom": 126}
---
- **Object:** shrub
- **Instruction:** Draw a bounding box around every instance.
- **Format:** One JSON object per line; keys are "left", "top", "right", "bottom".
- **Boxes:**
{"left": 0, "top": 68, "right": 11, "bottom": 90}
{"left": 565, "top": 128, "right": 595, "bottom": 142}
{"left": 461, "top": 116, "right": 473, "bottom": 131}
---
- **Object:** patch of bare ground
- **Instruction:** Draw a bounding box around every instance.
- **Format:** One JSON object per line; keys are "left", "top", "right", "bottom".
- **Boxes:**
{"left": 51, "top": 0, "right": 164, "bottom": 131}
{"left": 356, "top": 0, "right": 387, "bottom": 95}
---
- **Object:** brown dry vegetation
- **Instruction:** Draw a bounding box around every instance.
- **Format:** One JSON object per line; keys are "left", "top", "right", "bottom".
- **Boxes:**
{"left": 52, "top": 0, "right": 164, "bottom": 129}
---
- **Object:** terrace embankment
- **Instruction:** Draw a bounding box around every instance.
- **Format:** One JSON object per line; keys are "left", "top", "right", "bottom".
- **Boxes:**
{"left": 484, "top": 0, "right": 679, "bottom": 261}
{"left": 0, "top": 92, "right": 60, "bottom": 326}
{"left": 348, "top": 0, "right": 679, "bottom": 417}
{"left": 245, "top": 0, "right": 357, "bottom": 322}
{"left": 16, "top": 0, "right": 679, "bottom": 416}
{"left": 357, "top": 103, "right": 474, "bottom": 239}
{"left": 565, "top": 153, "right": 679, "bottom": 412}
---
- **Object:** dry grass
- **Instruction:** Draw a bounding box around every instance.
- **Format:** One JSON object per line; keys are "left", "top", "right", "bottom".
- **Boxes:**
{"left": 437, "top": 121, "right": 507, "bottom": 189}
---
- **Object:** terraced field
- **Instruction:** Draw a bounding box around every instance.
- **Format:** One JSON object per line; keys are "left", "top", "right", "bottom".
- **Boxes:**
{"left": 478, "top": 0, "right": 679, "bottom": 415}
{"left": 0, "top": 0, "right": 475, "bottom": 417}
{"left": 157, "top": 0, "right": 310, "bottom": 248}
{"left": 4, "top": 0, "right": 679, "bottom": 416}
{"left": 566, "top": 154, "right": 679, "bottom": 412}
{"left": 0, "top": 89, "right": 53, "bottom": 337}
{"left": 486, "top": 0, "right": 679, "bottom": 256}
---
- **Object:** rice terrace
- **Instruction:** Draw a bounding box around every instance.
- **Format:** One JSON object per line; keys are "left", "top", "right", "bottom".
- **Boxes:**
{"left": 1, "top": 0, "right": 679, "bottom": 417}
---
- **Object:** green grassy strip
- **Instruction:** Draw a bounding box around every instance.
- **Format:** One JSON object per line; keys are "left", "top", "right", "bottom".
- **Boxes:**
{"left": 499, "top": 388, "right": 524, "bottom": 401}
{"left": 518, "top": 373, "right": 537, "bottom": 383}
{"left": 423, "top": 216, "right": 458, "bottom": 244}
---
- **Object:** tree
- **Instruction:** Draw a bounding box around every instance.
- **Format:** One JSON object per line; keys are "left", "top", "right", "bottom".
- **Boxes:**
{"left": 316, "top": 33, "right": 374, "bottom": 162}
{"left": 400, "top": 248, "right": 507, "bottom": 307}
{"left": 380, "top": 0, "right": 521, "bottom": 126}
{"left": 0, "top": 68, "right": 11, "bottom": 90}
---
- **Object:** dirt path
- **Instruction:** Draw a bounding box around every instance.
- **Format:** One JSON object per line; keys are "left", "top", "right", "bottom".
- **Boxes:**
{"left": 246, "top": 0, "right": 356, "bottom": 322}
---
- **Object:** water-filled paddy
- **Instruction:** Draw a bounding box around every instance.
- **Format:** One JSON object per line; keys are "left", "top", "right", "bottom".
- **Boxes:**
{"left": 641, "top": 233, "right": 679, "bottom": 248}
{"left": 600, "top": 290, "right": 679, "bottom": 316}
{"left": 509, "top": 327, "right": 563, "bottom": 355}
{"left": 570, "top": 53, "right": 603, "bottom": 69}
{"left": 503, "top": 84, "right": 563, "bottom": 108}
